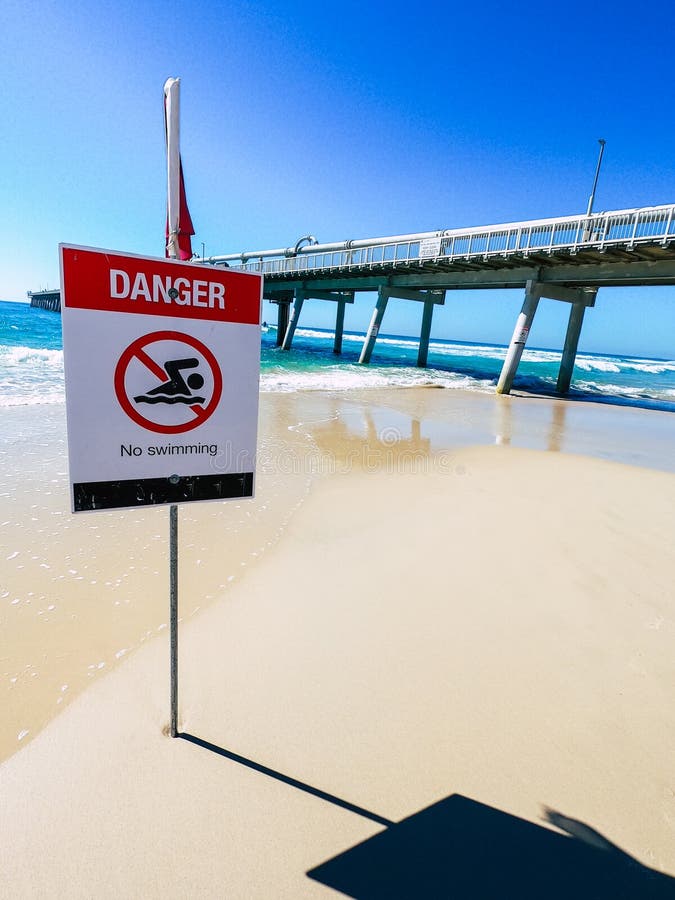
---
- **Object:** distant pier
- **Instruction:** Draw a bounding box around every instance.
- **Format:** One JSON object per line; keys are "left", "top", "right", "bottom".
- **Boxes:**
{"left": 28, "top": 289, "right": 61, "bottom": 312}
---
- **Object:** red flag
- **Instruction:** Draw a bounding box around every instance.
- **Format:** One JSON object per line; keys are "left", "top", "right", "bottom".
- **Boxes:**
{"left": 164, "top": 160, "right": 195, "bottom": 261}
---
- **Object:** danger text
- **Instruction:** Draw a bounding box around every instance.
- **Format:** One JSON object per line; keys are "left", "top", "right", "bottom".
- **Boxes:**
{"left": 110, "top": 269, "right": 226, "bottom": 309}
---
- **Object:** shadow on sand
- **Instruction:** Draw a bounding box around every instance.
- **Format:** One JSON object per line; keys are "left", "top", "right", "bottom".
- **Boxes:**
{"left": 179, "top": 734, "right": 675, "bottom": 899}
{"left": 178, "top": 733, "right": 392, "bottom": 827}
{"left": 308, "top": 794, "right": 675, "bottom": 899}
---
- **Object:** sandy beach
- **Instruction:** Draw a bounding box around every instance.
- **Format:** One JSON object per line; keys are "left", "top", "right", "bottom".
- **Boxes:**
{"left": 2, "top": 387, "right": 675, "bottom": 897}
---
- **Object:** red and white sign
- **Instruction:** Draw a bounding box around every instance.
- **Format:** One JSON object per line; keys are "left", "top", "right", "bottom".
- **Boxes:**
{"left": 60, "top": 245, "right": 262, "bottom": 512}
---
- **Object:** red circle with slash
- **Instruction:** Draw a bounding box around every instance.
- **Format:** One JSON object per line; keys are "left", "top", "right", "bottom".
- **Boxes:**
{"left": 114, "top": 330, "right": 222, "bottom": 434}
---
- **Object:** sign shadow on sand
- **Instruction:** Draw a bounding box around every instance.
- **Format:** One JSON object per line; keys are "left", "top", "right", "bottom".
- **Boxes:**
{"left": 308, "top": 793, "right": 675, "bottom": 899}
{"left": 178, "top": 734, "right": 674, "bottom": 898}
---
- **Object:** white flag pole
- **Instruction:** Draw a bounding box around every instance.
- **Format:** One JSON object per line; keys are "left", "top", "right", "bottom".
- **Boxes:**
{"left": 164, "top": 77, "right": 181, "bottom": 261}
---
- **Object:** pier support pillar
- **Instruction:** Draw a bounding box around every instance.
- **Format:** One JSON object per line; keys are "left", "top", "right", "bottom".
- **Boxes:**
{"left": 359, "top": 288, "right": 390, "bottom": 364}
{"left": 275, "top": 299, "right": 292, "bottom": 347}
{"left": 334, "top": 299, "right": 347, "bottom": 354}
{"left": 497, "top": 281, "right": 542, "bottom": 394}
{"left": 273, "top": 289, "right": 354, "bottom": 351}
{"left": 417, "top": 291, "right": 444, "bottom": 367}
{"left": 360, "top": 287, "right": 445, "bottom": 366}
{"left": 556, "top": 290, "right": 596, "bottom": 393}
{"left": 497, "top": 281, "right": 597, "bottom": 395}
{"left": 281, "top": 290, "right": 305, "bottom": 350}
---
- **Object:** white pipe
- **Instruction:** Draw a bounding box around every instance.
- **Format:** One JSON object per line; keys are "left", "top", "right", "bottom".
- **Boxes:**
{"left": 164, "top": 77, "right": 181, "bottom": 259}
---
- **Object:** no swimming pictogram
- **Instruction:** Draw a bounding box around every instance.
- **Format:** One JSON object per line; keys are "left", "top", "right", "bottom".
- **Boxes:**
{"left": 114, "top": 330, "right": 222, "bottom": 434}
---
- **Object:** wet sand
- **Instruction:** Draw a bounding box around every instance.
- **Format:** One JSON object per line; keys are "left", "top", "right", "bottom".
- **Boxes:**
{"left": 1, "top": 388, "right": 675, "bottom": 896}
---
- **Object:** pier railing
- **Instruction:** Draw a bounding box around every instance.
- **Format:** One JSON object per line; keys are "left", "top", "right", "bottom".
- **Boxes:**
{"left": 209, "top": 204, "right": 675, "bottom": 277}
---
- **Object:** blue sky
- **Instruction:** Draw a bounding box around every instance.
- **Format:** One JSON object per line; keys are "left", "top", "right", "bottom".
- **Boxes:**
{"left": 3, "top": 0, "right": 675, "bottom": 357}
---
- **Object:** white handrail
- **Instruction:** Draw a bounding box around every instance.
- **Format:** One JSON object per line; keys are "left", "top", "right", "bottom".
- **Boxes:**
{"left": 207, "top": 204, "right": 675, "bottom": 276}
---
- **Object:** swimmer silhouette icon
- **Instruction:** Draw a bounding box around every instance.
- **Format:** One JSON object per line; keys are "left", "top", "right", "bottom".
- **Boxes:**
{"left": 134, "top": 358, "right": 206, "bottom": 406}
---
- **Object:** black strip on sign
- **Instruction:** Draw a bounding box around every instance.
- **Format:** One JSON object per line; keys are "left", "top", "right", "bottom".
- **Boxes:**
{"left": 73, "top": 472, "right": 254, "bottom": 511}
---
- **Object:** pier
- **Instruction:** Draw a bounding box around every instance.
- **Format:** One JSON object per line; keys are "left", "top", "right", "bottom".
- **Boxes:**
{"left": 28, "top": 289, "right": 61, "bottom": 312}
{"left": 210, "top": 203, "right": 675, "bottom": 394}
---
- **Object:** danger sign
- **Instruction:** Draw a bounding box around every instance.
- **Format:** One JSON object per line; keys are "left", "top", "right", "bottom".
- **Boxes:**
{"left": 60, "top": 244, "right": 262, "bottom": 512}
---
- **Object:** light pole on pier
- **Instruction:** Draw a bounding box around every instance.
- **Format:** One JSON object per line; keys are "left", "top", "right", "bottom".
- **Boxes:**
{"left": 586, "top": 139, "right": 606, "bottom": 216}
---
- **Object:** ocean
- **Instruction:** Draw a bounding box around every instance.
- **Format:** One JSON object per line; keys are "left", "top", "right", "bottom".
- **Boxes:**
{"left": 2, "top": 299, "right": 675, "bottom": 411}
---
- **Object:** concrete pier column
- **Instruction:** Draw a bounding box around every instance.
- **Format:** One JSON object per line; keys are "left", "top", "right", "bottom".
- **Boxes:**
{"left": 334, "top": 298, "right": 347, "bottom": 354}
{"left": 275, "top": 300, "right": 292, "bottom": 347}
{"left": 556, "top": 300, "right": 589, "bottom": 393}
{"left": 496, "top": 281, "right": 541, "bottom": 395}
{"left": 359, "top": 288, "right": 390, "bottom": 364}
{"left": 417, "top": 297, "right": 437, "bottom": 367}
{"left": 281, "top": 290, "right": 305, "bottom": 351}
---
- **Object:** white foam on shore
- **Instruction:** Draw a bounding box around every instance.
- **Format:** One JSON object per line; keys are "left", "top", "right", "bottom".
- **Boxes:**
{"left": 260, "top": 366, "right": 496, "bottom": 393}
{"left": 0, "top": 345, "right": 65, "bottom": 407}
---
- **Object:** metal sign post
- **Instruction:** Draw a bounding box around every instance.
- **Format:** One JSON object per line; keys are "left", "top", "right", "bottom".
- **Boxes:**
{"left": 170, "top": 504, "right": 178, "bottom": 737}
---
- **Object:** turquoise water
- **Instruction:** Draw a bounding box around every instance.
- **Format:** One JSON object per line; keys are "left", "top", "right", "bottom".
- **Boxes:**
{"left": 2, "top": 300, "right": 675, "bottom": 411}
